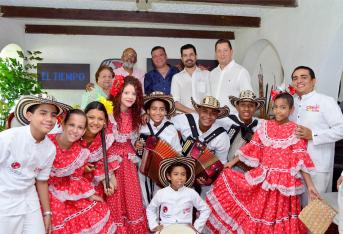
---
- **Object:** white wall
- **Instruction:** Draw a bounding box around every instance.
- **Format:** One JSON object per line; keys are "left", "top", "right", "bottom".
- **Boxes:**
{"left": 235, "top": 0, "right": 343, "bottom": 97}
{"left": 23, "top": 34, "right": 221, "bottom": 106}
{"left": 2, "top": 0, "right": 343, "bottom": 104}
{"left": 0, "top": 18, "right": 25, "bottom": 50}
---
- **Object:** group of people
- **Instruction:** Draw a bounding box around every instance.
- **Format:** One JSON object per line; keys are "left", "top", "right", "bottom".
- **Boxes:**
{"left": 2, "top": 38, "right": 343, "bottom": 234}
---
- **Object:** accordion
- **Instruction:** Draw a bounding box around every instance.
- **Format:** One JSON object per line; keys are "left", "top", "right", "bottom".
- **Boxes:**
{"left": 182, "top": 137, "right": 223, "bottom": 186}
{"left": 139, "top": 135, "right": 180, "bottom": 187}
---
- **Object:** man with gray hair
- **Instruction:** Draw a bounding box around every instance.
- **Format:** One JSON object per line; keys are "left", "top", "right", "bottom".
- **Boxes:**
{"left": 114, "top": 48, "right": 145, "bottom": 89}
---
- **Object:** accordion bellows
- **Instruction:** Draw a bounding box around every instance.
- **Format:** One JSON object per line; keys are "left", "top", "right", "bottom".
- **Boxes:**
{"left": 299, "top": 199, "right": 337, "bottom": 234}
{"left": 140, "top": 136, "right": 180, "bottom": 187}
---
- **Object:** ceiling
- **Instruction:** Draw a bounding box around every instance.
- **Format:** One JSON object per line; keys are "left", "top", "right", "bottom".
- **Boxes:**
{"left": 0, "top": 0, "right": 297, "bottom": 39}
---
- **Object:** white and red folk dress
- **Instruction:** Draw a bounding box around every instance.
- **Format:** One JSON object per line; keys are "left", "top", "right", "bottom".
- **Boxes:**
{"left": 105, "top": 111, "right": 149, "bottom": 234}
{"left": 82, "top": 121, "right": 121, "bottom": 197}
{"left": 48, "top": 134, "right": 116, "bottom": 234}
{"left": 205, "top": 120, "right": 315, "bottom": 234}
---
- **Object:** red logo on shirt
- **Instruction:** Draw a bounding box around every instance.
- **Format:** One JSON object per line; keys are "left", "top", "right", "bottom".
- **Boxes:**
{"left": 183, "top": 207, "right": 191, "bottom": 214}
{"left": 11, "top": 162, "right": 21, "bottom": 169}
{"left": 34, "top": 167, "right": 42, "bottom": 174}
{"left": 162, "top": 206, "right": 168, "bottom": 213}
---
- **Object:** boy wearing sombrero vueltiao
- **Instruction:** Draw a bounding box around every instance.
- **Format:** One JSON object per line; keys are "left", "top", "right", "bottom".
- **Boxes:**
{"left": 146, "top": 157, "right": 210, "bottom": 233}
{"left": 217, "top": 90, "right": 265, "bottom": 164}
{"left": 135, "top": 91, "right": 182, "bottom": 207}
{"left": 171, "top": 96, "right": 230, "bottom": 198}
{"left": 0, "top": 94, "right": 71, "bottom": 233}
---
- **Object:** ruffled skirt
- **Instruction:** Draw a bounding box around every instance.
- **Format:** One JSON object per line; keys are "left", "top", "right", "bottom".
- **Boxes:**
{"left": 50, "top": 193, "right": 116, "bottom": 234}
{"left": 205, "top": 169, "right": 307, "bottom": 234}
{"left": 106, "top": 142, "right": 149, "bottom": 234}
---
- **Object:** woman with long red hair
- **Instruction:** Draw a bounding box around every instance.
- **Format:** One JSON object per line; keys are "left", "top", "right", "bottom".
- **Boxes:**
{"left": 106, "top": 75, "right": 148, "bottom": 233}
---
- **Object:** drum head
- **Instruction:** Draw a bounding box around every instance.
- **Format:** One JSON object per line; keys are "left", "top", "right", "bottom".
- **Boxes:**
{"left": 160, "top": 224, "right": 196, "bottom": 234}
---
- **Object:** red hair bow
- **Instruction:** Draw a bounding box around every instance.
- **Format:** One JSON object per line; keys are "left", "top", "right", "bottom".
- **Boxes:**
{"left": 271, "top": 89, "right": 281, "bottom": 101}
{"left": 271, "top": 85, "right": 296, "bottom": 101}
{"left": 110, "top": 75, "right": 125, "bottom": 97}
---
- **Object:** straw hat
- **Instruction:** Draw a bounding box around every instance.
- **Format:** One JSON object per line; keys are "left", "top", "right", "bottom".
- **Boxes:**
{"left": 191, "top": 96, "right": 229, "bottom": 119}
{"left": 144, "top": 91, "right": 176, "bottom": 116}
{"left": 15, "top": 94, "right": 72, "bottom": 125}
{"left": 159, "top": 157, "right": 196, "bottom": 188}
{"left": 229, "top": 90, "right": 266, "bottom": 110}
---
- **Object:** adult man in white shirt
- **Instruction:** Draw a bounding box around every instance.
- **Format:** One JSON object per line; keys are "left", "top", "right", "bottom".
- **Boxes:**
{"left": 210, "top": 39, "right": 253, "bottom": 113}
{"left": 114, "top": 48, "right": 145, "bottom": 89}
{"left": 171, "top": 44, "right": 211, "bottom": 113}
{"left": 289, "top": 66, "right": 343, "bottom": 193}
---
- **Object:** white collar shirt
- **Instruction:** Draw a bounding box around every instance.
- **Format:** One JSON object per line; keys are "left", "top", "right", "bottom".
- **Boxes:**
{"left": 0, "top": 125, "right": 56, "bottom": 215}
{"left": 210, "top": 60, "right": 253, "bottom": 113}
{"left": 171, "top": 113, "right": 230, "bottom": 164}
{"left": 146, "top": 186, "right": 210, "bottom": 232}
{"left": 171, "top": 67, "right": 211, "bottom": 110}
{"left": 139, "top": 118, "right": 182, "bottom": 153}
{"left": 290, "top": 91, "right": 343, "bottom": 172}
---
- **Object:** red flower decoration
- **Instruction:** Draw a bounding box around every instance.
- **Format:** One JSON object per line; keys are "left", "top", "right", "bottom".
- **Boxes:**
{"left": 11, "top": 161, "right": 21, "bottom": 169}
{"left": 288, "top": 85, "right": 296, "bottom": 95}
{"left": 271, "top": 89, "right": 281, "bottom": 101}
{"left": 110, "top": 75, "right": 125, "bottom": 97}
{"left": 56, "top": 112, "right": 66, "bottom": 127}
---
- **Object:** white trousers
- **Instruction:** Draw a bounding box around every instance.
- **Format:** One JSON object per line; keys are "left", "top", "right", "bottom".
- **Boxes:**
{"left": 0, "top": 209, "right": 45, "bottom": 234}
{"left": 339, "top": 183, "right": 343, "bottom": 233}
{"left": 312, "top": 172, "right": 331, "bottom": 193}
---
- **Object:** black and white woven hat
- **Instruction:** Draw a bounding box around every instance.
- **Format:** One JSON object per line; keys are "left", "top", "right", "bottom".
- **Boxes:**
{"left": 159, "top": 157, "right": 196, "bottom": 188}
{"left": 14, "top": 94, "right": 72, "bottom": 125}
{"left": 229, "top": 90, "right": 266, "bottom": 110}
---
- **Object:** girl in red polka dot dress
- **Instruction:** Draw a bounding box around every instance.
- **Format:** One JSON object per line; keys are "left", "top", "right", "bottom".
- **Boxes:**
{"left": 205, "top": 92, "right": 320, "bottom": 234}
{"left": 106, "top": 76, "right": 149, "bottom": 233}
{"left": 81, "top": 101, "right": 121, "bottom": 198}
{"left": 48, "top": 109, "right": 116, "bottom": 233}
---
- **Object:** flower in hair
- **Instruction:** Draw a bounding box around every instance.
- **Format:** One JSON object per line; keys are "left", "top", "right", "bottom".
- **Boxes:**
{"left": 110, "top": 75, "right": 125, "bottom": 97}
{"left": 271, "top": 85, "right": 296, "bottom": 101}
{"left": 98, "top": 96, "right": 114, "bottom": 115}
{"left": 271, "top": 89, "right": 282, "bottom": 101}
{"left": 56, "top": 112, "right": 66, "bottom": 127}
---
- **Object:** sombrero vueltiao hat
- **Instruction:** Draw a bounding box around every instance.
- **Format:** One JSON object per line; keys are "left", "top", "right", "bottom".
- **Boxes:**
{"left": 159, "top": 157, "right": 196, "bottom": 188}
{"left": 15, "top": 94, "right": 72, "bottom": 125}
{"left": 229, "top": 90, "right": 266, "bottom": 110}
{"left": 144, "top": 91, "right": 176, "bottom": 116}
{"left": 191, "top": 96, "right": 229, "bottom": 119}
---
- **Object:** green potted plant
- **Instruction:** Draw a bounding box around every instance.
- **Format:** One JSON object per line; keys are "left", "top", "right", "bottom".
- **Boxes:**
{"left": 0, "top": 50, "right": 43, "bottom": 131}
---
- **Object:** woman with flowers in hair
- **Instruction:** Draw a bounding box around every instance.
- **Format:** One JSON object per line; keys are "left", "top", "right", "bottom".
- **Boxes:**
{"left": 106, "top": 75, "right": 148, "bottom": 233}
{"left": 81, "top": 99, "right": 120, "bottom": 198}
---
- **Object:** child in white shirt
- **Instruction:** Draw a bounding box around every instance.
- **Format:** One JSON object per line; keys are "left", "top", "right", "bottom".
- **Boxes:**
{"left": 146, "top": 157, "right": 211, "bottom": 233}
{"left": 0, "top": 94, "right": 71, "bottom": 234}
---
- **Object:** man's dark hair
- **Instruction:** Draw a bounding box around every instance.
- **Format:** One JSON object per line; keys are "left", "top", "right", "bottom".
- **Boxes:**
{"left": 151, "top": 46, "right": 166, "bottom": 55}
{"left": 291, "top": 66, "right": 316, "bottom": 80}
{"left": 180, "top": 44, "right": 197, "bottom": 56}
{"left": 215, "top": 39, "right": 232, "bottom": 50}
